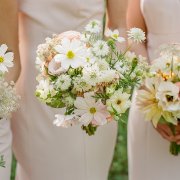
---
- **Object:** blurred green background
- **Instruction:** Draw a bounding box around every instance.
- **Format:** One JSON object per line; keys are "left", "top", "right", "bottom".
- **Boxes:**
{"left": 11, "top": 121, "right": 128, "bottom": 180}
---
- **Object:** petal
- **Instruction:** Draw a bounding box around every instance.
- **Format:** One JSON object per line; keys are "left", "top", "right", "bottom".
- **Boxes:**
{"left": 4, "top": 52, "right": 14, "bottom": 61}
{"left": 74, "top": 97, "right": 89, "bottom": 110}
{"left": 70, "top": 39, "right": 81, "bottom": 50}
{"left": 79, "top": 113, "right": 93, "bottom": 126}
{"left": 84, "top": 93, "right": 96, "bottom": 107}
{"left": 105, "top": 29, "right": 112, "bottom": 37}
{"left": 54, "top": 54, "right": 66, "bottom": 62}
{"left": 74, "top": 109, "right": 87, "bottom": 116}
{"left": 0, "top": 44, "right": 8, "bottom": 56}
{"left": 113, "top": 29, "right": 119, "bottom": 35}
{"left": 55, "top": 45, "right": 66, "bottom": 54}
{"left": 0, "top": 64, "right": 8, "bottom": 72}
{"left": 94, "top": 112, "right": 107, "bottom": 126}
{"left": 4, "top": 60, "right": 14, "bottom": 67}
{"left": 61, "top": 38, "right": 71, "bottom": 49}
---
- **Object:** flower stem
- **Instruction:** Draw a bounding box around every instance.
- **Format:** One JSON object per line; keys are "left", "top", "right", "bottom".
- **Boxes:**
{"left": 82, "top": 124, "right": 97, "bottom": 136}
{"left": 170, "top": 142, "right": 180, "bottom": 156}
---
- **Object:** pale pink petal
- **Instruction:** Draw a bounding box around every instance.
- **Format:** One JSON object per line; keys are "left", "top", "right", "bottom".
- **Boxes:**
{"left": 79, "top": 113, "right": 93, "bottom": 126}
{"left": 74, "top": 109, "right": 87, "bottom": 116}
{"left": 94, "top": 112, "right": 107, "bottom": 126}
{"left": 84, "top": 92, "right": 96, "bottom": 107}
{"left": 48, "top": 58, "right": 65, "bottom": 75}
{"left": 74, "top": 97, "right": 89, "bottom": 110}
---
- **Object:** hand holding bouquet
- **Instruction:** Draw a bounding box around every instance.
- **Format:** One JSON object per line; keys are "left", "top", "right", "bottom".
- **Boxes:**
{"left": 137, "top": 43, "right": 180, "bottom": 155}
{"left": 35, "top": 20, "right": 148, "bottom": 135}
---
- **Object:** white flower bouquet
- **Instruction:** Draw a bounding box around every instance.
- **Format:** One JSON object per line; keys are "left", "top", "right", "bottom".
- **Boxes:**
{"left": 137, "top": 43, "right": 180, "bottom": 155}
{"left": 0, "top": 44, "right": 20, "bottom": 167}
{"left": 35, "top": 20, "right": 148, "bottom": 135}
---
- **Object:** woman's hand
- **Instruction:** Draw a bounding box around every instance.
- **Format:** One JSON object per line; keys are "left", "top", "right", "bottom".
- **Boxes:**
{"left": 155, "top": 123, "right": 176, "bottom": 142}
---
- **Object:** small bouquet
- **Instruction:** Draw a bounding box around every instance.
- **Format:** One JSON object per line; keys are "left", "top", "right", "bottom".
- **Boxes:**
{"left": 0, "top": 44, "right": 20, "bottom": 167}
{"left": 137, "top": 43, "right": 180, "bottom": 155}
{"left": 35, "top": 20, "right": 148, "bottom": 135}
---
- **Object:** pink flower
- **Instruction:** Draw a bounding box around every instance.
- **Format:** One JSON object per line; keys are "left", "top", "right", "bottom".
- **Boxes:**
{"left": 74, "top": 92, "right": 110, "bottom": 126}
{"left": 58, "top": 31, "right": 81, "bottom": 41}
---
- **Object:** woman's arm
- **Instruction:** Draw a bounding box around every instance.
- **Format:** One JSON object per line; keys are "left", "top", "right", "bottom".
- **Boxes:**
{"left": 0, "top": 0, "right": 21, "bottom": 82}
{"left": 107, "top": 0, "right": 128, "bottom": 50}
{"left": 127, "top": 0, "right": 148, "bottom": 58}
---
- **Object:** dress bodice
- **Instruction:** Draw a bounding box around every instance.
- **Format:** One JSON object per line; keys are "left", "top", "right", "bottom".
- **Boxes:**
{"left": 18, "top": 0, "right": 105, "bottom": 32}
{"left": 141, "top": 0, "right": 180, "bottom": 59}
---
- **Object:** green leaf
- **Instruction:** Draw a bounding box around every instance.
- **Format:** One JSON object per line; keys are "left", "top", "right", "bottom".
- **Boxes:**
{"left": 82, "top": 124, "right": 97, "bottom": 136}
{"left": 0, "top": 155, "right": 5, "bottom": 168}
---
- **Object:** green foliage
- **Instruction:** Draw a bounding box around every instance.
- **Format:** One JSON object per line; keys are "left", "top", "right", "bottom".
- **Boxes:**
{"left": 0, "top": 155, "right": 5, "bottom": 168}
{"left": 82, "top": 124, "right": 98, "bottom": 136}
{"left": 109, "top": 120, "right": 128, "bottom": 180}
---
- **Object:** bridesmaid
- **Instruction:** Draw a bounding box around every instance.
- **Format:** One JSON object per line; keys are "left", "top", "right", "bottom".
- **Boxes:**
{"left": 0, "top": 1, "right": 21, "bottom": 180}
{"left": 8, "top": 0, "right": 127, "bottom": 180}
{"left": 127, "top": 0, "right": 180, "bottom": 180}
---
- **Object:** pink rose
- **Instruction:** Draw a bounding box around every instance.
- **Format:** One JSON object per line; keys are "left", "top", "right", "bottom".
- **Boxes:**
{"left": 57, "top": 31, "right": 81, "bottom": 41}
{"left": 48, "top": 58, "right": 66, "bottom": 75}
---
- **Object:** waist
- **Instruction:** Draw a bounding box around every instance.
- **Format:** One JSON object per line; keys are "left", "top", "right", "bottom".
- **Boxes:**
{"left": 147, "top": 32, "right": 180, "bottom": 60}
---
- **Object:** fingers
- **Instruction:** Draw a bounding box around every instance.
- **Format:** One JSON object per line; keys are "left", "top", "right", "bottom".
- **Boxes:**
{"left": 156, "top": 127, "right": 175, "bottom": 142}
{"left": 175, "top": 135, "right": 180, "bottom": 145}
{"left": 156, "top": 124, "right": 175, "bottom": 142}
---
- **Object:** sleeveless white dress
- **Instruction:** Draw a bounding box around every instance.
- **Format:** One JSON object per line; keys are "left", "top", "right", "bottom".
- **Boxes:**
{"left": 128, "top": 0, "right": 180, "bottom": 180}
{"left": 12, "top": 1, "right": 118, "bottom": 180}
{"left": 0, "top": 118, "right": 12, "bottom": 180}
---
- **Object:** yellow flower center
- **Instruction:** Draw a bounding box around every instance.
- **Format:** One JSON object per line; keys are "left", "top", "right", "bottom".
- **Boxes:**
{"left": 90, "top": 107, "right": 96, "bottom": 114}
{"left": 116, "top": 99, "right": 122, "bottom": 105}
{"left": 113, "top": 34, "right": 118, "bottom": 39}
{"left": 86, "top": 57, "right": 90, "bottom": 62}
{"left": 0, "top": 56, "right": 4, "bottom": 63}
{"left": 66, "top": 51, "right": 75, "bottom": 59}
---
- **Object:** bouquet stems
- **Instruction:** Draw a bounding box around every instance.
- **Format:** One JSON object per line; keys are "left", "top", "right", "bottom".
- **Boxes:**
{"left": 82, "top": 124, "right": 97, "bottom": 136}
{"left": 169, "top": 123, "right": 180, "bottom": 156}
{"left": 170, "top": 142, "right": 180, "bottom": 156}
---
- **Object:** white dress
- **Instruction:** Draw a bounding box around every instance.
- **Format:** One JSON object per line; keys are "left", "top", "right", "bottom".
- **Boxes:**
{"left": 128, "top": 0, "right": 180, "bottom": 180}
{"left": 12, "top": 1, "right": 118, "bottom": 180}
{"left": 0, "top": 119, "right": 12, "bottom": 180}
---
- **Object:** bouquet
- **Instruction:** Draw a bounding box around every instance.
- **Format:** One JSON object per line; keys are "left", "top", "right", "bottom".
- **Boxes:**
{"left": 0, "top": 44, "right": 20, "bottom": 167}
{"left": 137, "top": 43, "right": 180, "bottom": 155}
{"left": 35, "top": 20, "right": 148, "bottom": 135}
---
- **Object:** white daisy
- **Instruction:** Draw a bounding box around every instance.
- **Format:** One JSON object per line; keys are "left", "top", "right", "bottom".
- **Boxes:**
{"left": 36, "top": 79, "right": 56, "bottom": 99}
{"left": 84, "top": 49, "right": 96, "bottom": 64}
{"left": 92, "top": 40, "right": 109, "bottom": 57}
{"left": 85, "top": 20, "right": 101, "bottom": 34}
{"left": 105, "top": 29, "right": 125, "bottom": 43}
{"left": 107, "top": 89, "right": 131, "bottom": 114}
{"left": 80, "top": 33, "right": 91, "bottom": 43}
{"left": 53, "top": 108, "right": 77, "bottom": 128}
{"left": 99, "top": 70, "right": 119, "bottom": 83}
{"left": 0, "top": 44, "right": 14, "bottom": 73}
{"left": 74, "top": 92, "right": 109, "bottom": 126}
{"left": 55, "top": 74, "right": 71, "bottom": 91}
{"left": 54, "top": 38, "right": 86, "bottom": 70}
{"left": 82, "top": 64, "right": 100, "bottom": 86}
{"left": 95, "top": 58, "right": 109, "bottom": 71}
{"left": 128, "top": 28, "right": 146, "bottom": 43}
{"left": 62, "top": 96, "right": 75, "bottom": 107}
{"left": 73, "top": 76, "right": 92, "bottom": 92}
